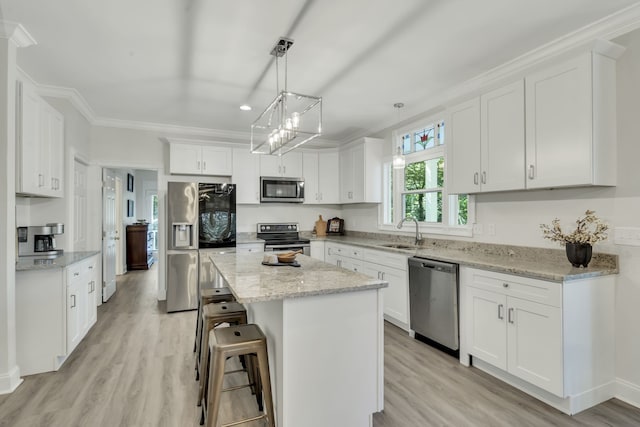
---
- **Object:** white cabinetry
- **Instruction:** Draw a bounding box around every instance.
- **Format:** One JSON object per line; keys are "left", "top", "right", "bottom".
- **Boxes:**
{"left": 260, "top": 151, "right": 303, "bottom": 177}
{"left": 325, "top": 242, "right": 409, "bottom": 328}
{"left": 16, "top": 80, "right": 65, "bottom": 198}
{"left": 339, "top": 138, "right": 383, "bottom": 203}
{"left": 310, "top": 240, "right": 325, "bottom": 261}
{"left": 169, "top": 143, "right": 232, "bottom": 176}
{"left": 460, "top": 266, "right": 615, "bottom": 414}
{"left": 525, "top": 51, "right": 617, "bottom": 189}
{"left": 16, "top": 254, "right": 100, "bottom": 375}
{"left": 232, "top": 147, "right": 260, "bottom": 204}
{"left": 448, "top": 80, "right": 525, "bottom": 194}
{"left": 303, "top": 151, "right": 340, "bottom": 204}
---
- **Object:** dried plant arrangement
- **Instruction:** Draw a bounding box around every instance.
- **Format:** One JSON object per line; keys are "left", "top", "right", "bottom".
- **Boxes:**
{"left": 540, "top": 210, "right": 608, "bottom": 246}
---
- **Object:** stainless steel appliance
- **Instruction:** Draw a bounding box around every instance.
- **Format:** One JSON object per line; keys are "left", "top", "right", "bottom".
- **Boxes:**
{"left": 260, "top": 176, "right": 305, "bottom": 203}
{"left": 17, "top": 223, "right": 64, "bottom": 257}
{"left": 257, "top": 223, "right": 310, "bottom": 255}
{"left": 166, "top": 182, "right": 236, "bottom": 312}
{"left": 408, "top": 257, "right": 459, "bottom": 352}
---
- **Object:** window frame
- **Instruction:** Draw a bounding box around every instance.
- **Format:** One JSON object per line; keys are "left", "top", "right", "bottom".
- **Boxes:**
{"left": 378, "top": 115, "right": 474, "bottom": 238}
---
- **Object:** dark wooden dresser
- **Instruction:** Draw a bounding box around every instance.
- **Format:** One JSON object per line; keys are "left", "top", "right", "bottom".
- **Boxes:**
{"left": 126, "top": 224, "right": 153, "bottom": 270}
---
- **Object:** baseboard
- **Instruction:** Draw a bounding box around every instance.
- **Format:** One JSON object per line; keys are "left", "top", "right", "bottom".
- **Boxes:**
{"left": 616, "top": 378, "right": 640, "bottom": 409}
{"left": 383, "top": 315, "right": 409, "bottom": 332}
{"left": 0, "top": 365, "right": 23, "bottom": 395}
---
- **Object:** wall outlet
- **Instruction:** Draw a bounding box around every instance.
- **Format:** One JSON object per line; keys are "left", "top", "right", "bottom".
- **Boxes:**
{"left": 614, "top": 227, "right": 640, "bottom": 246}
{"left": 473, "top": 224, "right": 483, "bottom": 235}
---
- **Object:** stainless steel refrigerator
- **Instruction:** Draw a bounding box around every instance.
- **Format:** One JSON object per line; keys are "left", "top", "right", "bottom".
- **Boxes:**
{"left": 166, "top": 182, "right": 236, "bottom": 312}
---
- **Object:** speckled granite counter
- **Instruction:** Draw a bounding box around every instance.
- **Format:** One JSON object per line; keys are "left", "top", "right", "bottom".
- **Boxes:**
{"left": 16, "top": 251, "right": 100, "bottom": 272}
{"left": 309, "top": 234, "right": 618, "bottom": 282}
{"left": 209, "top": 251, "right": 387, "bottom": 303}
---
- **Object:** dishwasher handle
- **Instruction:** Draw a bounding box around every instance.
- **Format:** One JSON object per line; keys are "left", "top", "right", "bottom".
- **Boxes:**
{"left": 409, "top": 257, "right": 458, "bottom": 274}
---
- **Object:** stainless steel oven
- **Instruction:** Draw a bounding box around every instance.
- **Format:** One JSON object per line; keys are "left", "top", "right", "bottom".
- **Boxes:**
{"left": 260, "top": 177, "right": 305, "bottom": 203}
{"left": 257, "top": 223, "right": 310, "bottom": 255}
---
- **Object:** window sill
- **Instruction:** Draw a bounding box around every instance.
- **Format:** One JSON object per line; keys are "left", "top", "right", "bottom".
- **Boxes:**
{"left": 378, "top": 223, "right": 473, "bottom": 238}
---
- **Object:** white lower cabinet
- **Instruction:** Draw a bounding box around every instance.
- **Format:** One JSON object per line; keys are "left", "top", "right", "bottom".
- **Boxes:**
{"left": 17, "top": 254, "right": 99, "bottom": 375}
{"left": 461, "top": 266, "right": 615, "bottom": 414}
{"left": 326, "top": 242, "right": 409, "bottom": 328}
{"left": 310, "top": 240, "right": 325, "bottom": 261}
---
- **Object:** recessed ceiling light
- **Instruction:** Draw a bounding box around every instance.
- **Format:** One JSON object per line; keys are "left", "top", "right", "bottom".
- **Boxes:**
{"left": 240, "top": 104, "right": 252, "bottom": 111}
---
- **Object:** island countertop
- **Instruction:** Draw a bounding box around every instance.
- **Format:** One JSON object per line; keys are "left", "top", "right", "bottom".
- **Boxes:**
{"left": 209, "top": 252, "right": 388, "bottom": 303}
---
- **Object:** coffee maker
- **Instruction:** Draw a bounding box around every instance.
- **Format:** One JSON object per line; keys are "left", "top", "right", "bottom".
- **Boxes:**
{"left": 17, "top": 223, "right": 64, "bottom": 257}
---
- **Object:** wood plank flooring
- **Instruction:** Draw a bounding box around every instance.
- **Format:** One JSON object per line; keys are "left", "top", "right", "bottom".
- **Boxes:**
{"left": 1, "top": 266, "right": 639, "bottom": 426}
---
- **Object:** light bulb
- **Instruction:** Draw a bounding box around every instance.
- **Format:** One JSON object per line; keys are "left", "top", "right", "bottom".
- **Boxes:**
{"left": 393, "top": 146, "right": 405, "bottom": 169}
{"left": 291, "top": 112, "right": 300, "bottom": 129}
{"left": 285, "top": 118, "right": 293, "bottom": 130}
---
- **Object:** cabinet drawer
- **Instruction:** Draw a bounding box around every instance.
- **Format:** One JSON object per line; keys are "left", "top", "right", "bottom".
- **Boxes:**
{"left": 363, "top": 249, "right": 408, "bottom": 271}
{"left": 326, "top": 243, "right": 362, "bottom": 260}
{"left": 462, "top": 267, "right": 561, "bottom": 308}
{"left": 66, "top": 260, "right": 86, "bottom": 282}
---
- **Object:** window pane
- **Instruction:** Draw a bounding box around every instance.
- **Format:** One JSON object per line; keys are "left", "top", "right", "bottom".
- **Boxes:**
{"left": 401, "top": 134, "right": 411, "bottom": 154}
{"left": 457, "top": 194, "right": 468, "bottom": 225}
{"left": 404, "top": 157, "right": 444, "bottom": 191}
{"left": 437, "top": 122, "right": 445, "bottom": 145}
{"left": 414, "top": 127, "right": 435, "bottom": 151}
{"left": 403, "top": 191, "right": 442, "bottom": 223}
{"left": 404, "top": 161, "right": 425, "bottom": 190}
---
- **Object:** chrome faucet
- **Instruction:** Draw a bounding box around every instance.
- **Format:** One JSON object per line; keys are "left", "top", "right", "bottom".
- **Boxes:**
{"left": 397, "top": 217, "right": 423, "bottom": 246}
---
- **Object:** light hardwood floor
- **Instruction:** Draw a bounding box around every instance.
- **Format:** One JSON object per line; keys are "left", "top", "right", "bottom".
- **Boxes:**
{"left": 1, "top": 266, "right": 639, "bottom": 427}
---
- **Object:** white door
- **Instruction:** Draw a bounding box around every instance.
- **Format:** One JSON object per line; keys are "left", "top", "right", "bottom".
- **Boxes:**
{"left": 466, "top": 286, "right": 507, "bottom": 370}
{"left": 102, "top": 168, "right": 117, "bottom": 302}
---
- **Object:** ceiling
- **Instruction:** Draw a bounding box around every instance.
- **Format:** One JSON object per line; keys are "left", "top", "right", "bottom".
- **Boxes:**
{"left": 1, "top": 0, "right": 639, "bottom": 145}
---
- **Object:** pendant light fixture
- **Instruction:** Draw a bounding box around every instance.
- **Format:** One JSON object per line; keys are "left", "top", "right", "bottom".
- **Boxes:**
{"left": 392, "top": 102, "right": 406, "bottom": 169}
{"left": 251, "top": 37, "right": 323, "bottom": 156}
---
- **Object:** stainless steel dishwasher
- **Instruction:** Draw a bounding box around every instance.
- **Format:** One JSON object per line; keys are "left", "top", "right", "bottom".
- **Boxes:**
{"left": 408, "top": 257, "right": 459, "bottom": 352}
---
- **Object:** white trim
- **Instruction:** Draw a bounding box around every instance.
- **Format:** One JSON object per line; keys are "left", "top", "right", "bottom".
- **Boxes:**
{"left": 0, "top": 21, "right": 36, "bottom": 47}
{"left": 35, "top": 82, "right": 96, "bottom": 124}
{"left": 617, "top": 378, "right": 640, "bottom": 409}
{"left": 0, "top": 365, "right": 22, "bottom": 395}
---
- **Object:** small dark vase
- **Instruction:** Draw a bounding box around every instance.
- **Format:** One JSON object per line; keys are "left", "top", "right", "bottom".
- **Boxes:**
{"left": 565, "top": 242, "right": 592, "bottom": 268}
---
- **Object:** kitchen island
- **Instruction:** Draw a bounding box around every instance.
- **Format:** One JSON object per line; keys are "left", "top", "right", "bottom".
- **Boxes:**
{"left": 209, "top": 252, "right": 388, "bottom": 427}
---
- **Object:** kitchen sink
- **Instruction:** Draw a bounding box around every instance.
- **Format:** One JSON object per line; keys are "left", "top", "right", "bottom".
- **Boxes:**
{"left": 379, "top": 243, "right": 418, "bottom": 250}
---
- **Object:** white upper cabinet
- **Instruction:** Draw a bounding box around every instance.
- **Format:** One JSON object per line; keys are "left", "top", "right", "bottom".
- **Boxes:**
{"left": 448, "top": 80, "right": 525, "bottom": 194}
{"left": 260, "top": 151, "right": 303, "bottom": 177}
{"left": 16, "top": 80, "right": 65, "bottom": 198}
{"left": 169, "top": 143, "right": 232, "bottom": 176}
{"left": 525, "top": 51, "right": 617, "bottom": 189}
{"left": 339, "top": 137, "right": 383, "bottom": 203}
{"left": 232, "top": 147, "right": 260, "bottom": 204}
{"left": 303, "top": 150, "right": 340, "bottom": 204}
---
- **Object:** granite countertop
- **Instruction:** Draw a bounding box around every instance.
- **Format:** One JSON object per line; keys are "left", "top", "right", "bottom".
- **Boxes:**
{"left": 209, "top": 252, "right": 387, "bottom": 303}
{"left": 310, "top": 234, "right": 618, "bottom": 283}
{"left": 16, "top": 251, "right": 100, "bottom": 272}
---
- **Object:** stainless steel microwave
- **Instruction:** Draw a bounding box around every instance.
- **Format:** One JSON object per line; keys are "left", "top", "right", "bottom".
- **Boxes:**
{"left": 260, "top": 176, "right": 305, "bottom": 203}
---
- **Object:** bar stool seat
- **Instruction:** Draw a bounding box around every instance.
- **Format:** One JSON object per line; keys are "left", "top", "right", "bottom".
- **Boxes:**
{"left": 194, "top": 288, "right": 236, "bottom": 379}
{"left": 198, "top": 301, "right": 248, "bottom": 404}
{"left": 203, "top": 324, "right": 275, "bottom": 427}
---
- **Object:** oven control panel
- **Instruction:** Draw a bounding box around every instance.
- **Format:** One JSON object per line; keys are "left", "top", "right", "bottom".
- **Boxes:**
{"left": 257, "top": 223, "right": 299, "bottom": 233}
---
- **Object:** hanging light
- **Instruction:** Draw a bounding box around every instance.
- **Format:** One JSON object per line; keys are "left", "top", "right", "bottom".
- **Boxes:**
{"left": 392, "top": 103, "right": 406, "bottom": 169}
{"left": 251, "top": 37, "right": 323, "bottom": 156}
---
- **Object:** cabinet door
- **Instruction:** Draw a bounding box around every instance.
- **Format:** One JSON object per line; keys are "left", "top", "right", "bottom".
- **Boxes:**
{"left": 339, "top": 147, "right": 354, "bottom": 202}
{"left": 303, "top": 152, "right": 320, "bottom": 204}
{"left": 318, "top": 151, "right": 340, "bottom": 203}
{"left": 481, "top": 81, "right": 525, "bottom": 192}
{"left": 201, "top": 146, "right": 232, "bottom": 176}
{"left": 351, "top": 144, "right": 366, "bottom": 202}
{"left": 363, "top": 262, "right": 408, "bottom": 325}
{"left": 232, "top": 148, "right": 260, "bottom": 204}
{"left": 466, "top": 287, "right": 507, "bottom": 370}
{"left": 507, "top": 297, "right": 563, "bottom": 396}
{"left": 281, "top": 151, "right": 303, "bottom": 177}
{"left": 45, "top": 105, "right": 65, "bottom": 197}
{"left": 17, "top": 80, "right": 43, "bottom": 195}
{"left": 525, "top": 54, "right": 592, "bottom": 189}
{"left": 66, "top": 279, "right": 82, "bottom": 354}
{"left": 447, "top": 98, "right": 481, "bottom": 194}
{"left": 170, "top": 144, "right": 202, "bottom": 174}
{"left": 260, "top": 155, "right": 281, "bottom": 176}
{"left": 86, "top": 257, "right": 98, "bottom": 328}
{"left": 310, "top": 240, "right": 325, "bottom": 261}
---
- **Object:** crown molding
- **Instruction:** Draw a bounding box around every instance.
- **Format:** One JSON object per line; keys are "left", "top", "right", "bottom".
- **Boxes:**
{"left": 0, "top": 21, "right": 36, "bottom": 47}
{"left": 35, "top": 81, "right": 97, "bottom": 123}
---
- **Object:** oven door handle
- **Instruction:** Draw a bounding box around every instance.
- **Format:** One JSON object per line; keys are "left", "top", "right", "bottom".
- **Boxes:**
{"left": 265, "top": 244, "right": 310, "bottom": 249}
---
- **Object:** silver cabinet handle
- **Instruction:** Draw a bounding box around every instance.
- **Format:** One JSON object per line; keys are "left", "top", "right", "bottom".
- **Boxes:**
{"left": 203, "top": 161, "right": 206, "bottom": 171}
{"left": 197, "top": 161, "right": 201, "bottom": 170}
{"left": 377, "top": 271, "right": 381, "bottom": 279}
{"left": 528, "top": 165, "right": 535, "bottom": 180}
{"left": 473, "top": 172, "right": 479, "bottom": 185}
{"left": 381, "top": 272, "right": 385, "bottom": 280}
{"left": 71, "top": 294, "right": 76, "bottom": 308}
{"left": 39, "top": 174, "right": 44, "bottom": 187}
{"left": 482, "top": 171, "right": 487, "bottom": 184}
{"left": 315, "top": 193, "right": 318, "bottom": 201}
{"left": 89, "top": 265, "right": 94, "bottom": 270}
{"left": 508, "top": 308, "right": 515, "bottom": 324}
{"left": 498, "top": 304, "right": 504, "bottom": 320}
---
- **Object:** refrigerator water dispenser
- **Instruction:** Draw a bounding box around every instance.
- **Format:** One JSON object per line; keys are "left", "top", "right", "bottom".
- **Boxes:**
{"left": 172, "top": 223, "right": 194, "bottom": 248}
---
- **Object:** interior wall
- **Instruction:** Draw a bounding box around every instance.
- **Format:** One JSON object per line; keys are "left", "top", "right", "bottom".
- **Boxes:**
{"left": 237, "top": 204, "right": 343, "bottom": 233}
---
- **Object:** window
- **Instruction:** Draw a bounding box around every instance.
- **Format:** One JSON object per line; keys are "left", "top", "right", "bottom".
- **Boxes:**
{"left": 382, "top": 118, "right": 472, "bottom": 236}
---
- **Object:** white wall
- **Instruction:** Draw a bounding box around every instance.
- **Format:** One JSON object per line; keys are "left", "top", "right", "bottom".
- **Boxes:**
{"left": 237, "top": 204, "right": 342, "bottom": 233}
